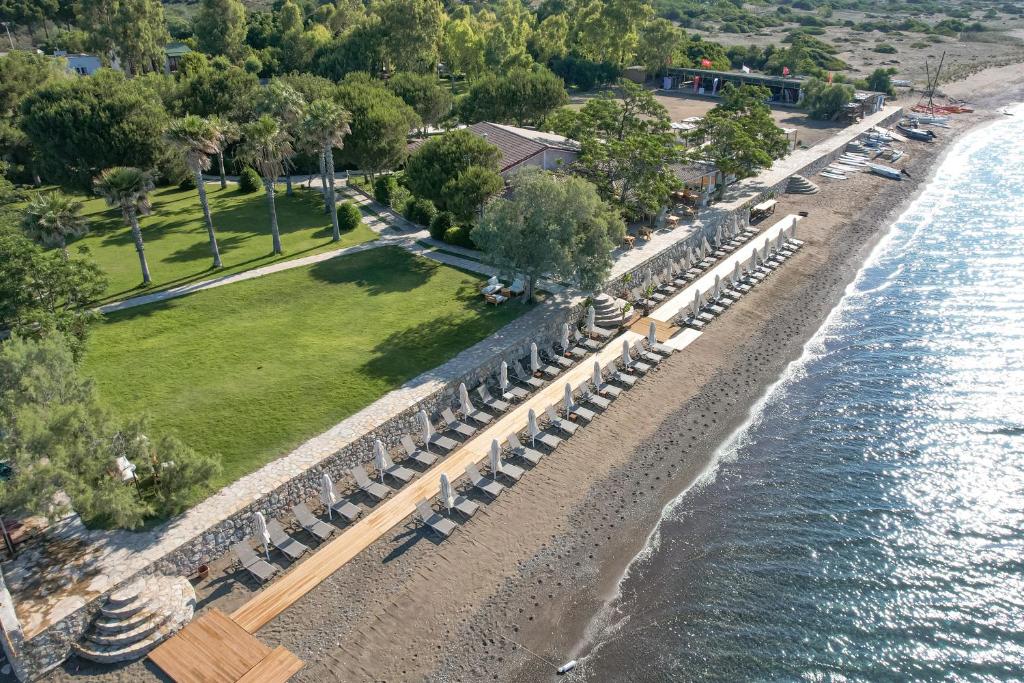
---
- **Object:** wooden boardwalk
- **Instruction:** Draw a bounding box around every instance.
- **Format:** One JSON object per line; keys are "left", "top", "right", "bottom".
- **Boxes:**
{"left": 229, "top": 332, "right": 640, "bottom": 632}
{"left": 149, "top": 610, "right": 302, "bottom": 682}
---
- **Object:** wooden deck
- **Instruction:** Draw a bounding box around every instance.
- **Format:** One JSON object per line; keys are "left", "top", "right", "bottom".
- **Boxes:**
{"left": 630, "top": 316, "right": 678, "bottom": 342}
{"left": 148, "top": 610, "right": 302, "bottom": 683}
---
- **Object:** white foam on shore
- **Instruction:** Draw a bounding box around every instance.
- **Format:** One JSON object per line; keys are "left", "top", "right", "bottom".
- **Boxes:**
{"left": 569, "top": 107, "right": 1024, "bottom": 671}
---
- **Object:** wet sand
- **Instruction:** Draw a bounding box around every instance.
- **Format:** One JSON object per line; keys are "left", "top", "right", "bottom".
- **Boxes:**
{"left": 37, "top": 82, "right": 1024, "bottom": 683}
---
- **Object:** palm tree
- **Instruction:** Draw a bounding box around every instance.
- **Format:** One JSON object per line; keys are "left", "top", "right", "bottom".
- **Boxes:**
{"left": 21, "top": 191, "right": 89, "bottom": 258}
{"left": 209, "top": 116, "right": 240, "bottom": 190}
{"left": 94, "top": 167, "right": 156, "bottom": 285}
{"left": 253, "top": 81, "right": 306, "bottom": 196}
{"left": 302, "top": 99, "right": 352, "bottom": 242}
{"left": 236, "top": 115, "right": 293, "bottom": 255}
{"left": 165, "top": 115, "right": 226, "bottom": 269}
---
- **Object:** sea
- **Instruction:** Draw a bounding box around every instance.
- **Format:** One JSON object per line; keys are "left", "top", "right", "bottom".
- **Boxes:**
{"left": 578, "top": 106, "right": 1024, "bottom": 682}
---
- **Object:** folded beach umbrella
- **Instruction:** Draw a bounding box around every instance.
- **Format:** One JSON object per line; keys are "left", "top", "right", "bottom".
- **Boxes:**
{"left": 418, "top": 409, "right": 434, "bottom": 449}
{"left": 713, "top": 274, "right": 722, "bottom": 299}
{"left": 530, "top": 342, "right": 542, "bottom": 373}
{"left": 440, "top": 473, "right": 455, "bottom": 513}
{"left": 760, "top": 244, "right": 770, "bottom": 263}
{"left": 621, "top": 339, "right": 631, "bottom": 367}
{"left": 564, "top": 382, "right": 575, "bottom": 415}
{"left": 459, "top": 383, "right": 473, "bottom": 417}
{"left": 489, "top": 439, "right": 503, "bottom": 475}
{"left": 373, "top": 438, "right": 388, "bottom": 482}
{"left": 586, "top": 305, "right": 596, "bottom": 334}
{"left": 691, "top": 290, "right": 701, "bottom": 317}
{"left": 732, "top": 260, "right": 743, "bottom": 284}
{"left": 762, "top": 238, "right": 771, "bottom": 255}
{"left": 560, "top": 323, "right": 570, "bottom": 351}
{"left": 528, "top": 408, "right": 541, "bottom": 447}
{"left": 774, "top": 233, "right": 784, "bottom": 252}
{"left": 698, "top": 241, "right": 707, "bottom": 261}
{"left": 499, "top": 361, "right": 510, "bottom": 392}
{"left": 748, "top": 251, "right": 758, "bottom": 271}
{"left": 715, "top": 224, "right": 724, "bottom": 246}
{"left": 321, "top": 473, "right": 337, "bottom": 519}
{"left": 254, "top": 511, "right": 271, "bottom": 559}
{"left": 701, "top": 235, "right": 712, "bottom": 255}
{"left": 648, "top": 321, "right": 659, "bottom": 347}
{"left": 664, "top": 264, "right": 673, "bottom": 284}
{"left": 593, "top": 361, "right": 602, "bottom": 389}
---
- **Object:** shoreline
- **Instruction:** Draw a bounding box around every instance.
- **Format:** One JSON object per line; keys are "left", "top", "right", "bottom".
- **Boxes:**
{"left": 33, "top": 83, "right": 1024, "bottom": 683}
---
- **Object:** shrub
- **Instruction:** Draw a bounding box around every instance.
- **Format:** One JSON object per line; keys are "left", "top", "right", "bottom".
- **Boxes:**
{"left": 374, "top": 174, "right": 399, "bottom": 207}
{"left": 429, "top": 211, "right": 456, "bottom": 240}
{"left": 389, "top": 185, "right": 412, "bottom": 213}
{"left": 238, "top": 167, "right": 261, "bottom": 193}
{"left": 338, "top": 201, "right": 363, "bottom": 232}
{"left": 443, "top": 225, "right": 476, "bottom": 249}
{"left": 873, "top": 43, "right": 897, "bottom": 54}
{"left": 404, "top": 197, "right": 437, "bottom": 226}
{"left": 178, "top": 174, "right": 197, "bottom": 191}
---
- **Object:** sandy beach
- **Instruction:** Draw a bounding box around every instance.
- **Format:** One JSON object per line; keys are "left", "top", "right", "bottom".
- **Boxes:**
{"left": 33, "top": 68, "right": 1024, "bottom": 683}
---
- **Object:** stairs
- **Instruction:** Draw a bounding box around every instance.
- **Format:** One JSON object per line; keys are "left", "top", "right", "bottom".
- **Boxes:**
{"left": 75, "top": 575, "right": 195, "bottom": 664}
{"left": 786, "top": 174, "right": 819, "bottom": 195}
{"left": 592, "top": 293, "right": 625, "bottom": 328}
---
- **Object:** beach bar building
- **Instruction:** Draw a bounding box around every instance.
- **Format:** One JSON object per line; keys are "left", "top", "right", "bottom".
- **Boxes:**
{"left": 662, "top": 67, "right": 805, "bottom": 106}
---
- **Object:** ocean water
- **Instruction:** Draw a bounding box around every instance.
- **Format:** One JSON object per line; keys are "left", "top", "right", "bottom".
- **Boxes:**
{"left": 580, "top": 107, "right": 1024, "bottom": 682}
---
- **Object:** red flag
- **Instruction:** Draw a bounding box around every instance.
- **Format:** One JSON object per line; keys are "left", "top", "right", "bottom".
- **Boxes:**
{"left": 701, "top": 58, "right": 712, "bottom": 68}
{"left": 827, "top": 71, "right": 833, "bottom": 84}
{"left": 782, "top": 66, "right": 790, "bottom": 76}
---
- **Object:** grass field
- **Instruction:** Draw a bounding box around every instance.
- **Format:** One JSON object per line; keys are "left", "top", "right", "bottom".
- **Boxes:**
{"left": 69, "top": 183, "right": 377, "bottom": 302}
{"left": 82, "top": 246, "right": 527, "bottom": 502}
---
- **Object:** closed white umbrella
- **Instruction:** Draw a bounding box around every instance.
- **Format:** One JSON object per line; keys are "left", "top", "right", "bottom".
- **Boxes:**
{"left": 664, "top": 264, "right": 673, "bottom": 284}
{"left": 321, "top": 473, "right": 337, "bottom": 519}
{"left": 621, "top": 340, "right": 631, "bottom": 367}
{"left": 373, "top": 438, "right": 388, "bottom": 482}
{"left": 499, "top": 361, "right": 510, "bottom": 393}
{"left": 560, "top": 323, "right": 570, "bottom": 351}
{"left": 418, "top": 409, "right": 434, "bottom": 450}
{"left": 762, "top": 238, "right": 771, "bottom": 255}
{"left": 774, "top": 233, "right": 784, "bottom": 252}
{"left": 701, "top": 235, "right": 712, "bottom": 255}
{"left": 530, "top": 342, "right": 541, "bottom": 373}
{"left": 715, "top": 224, "right": 723, "bottom": 246}
{"left": 459, "top": 383, "right": 473, "bottom": 417}
{"left": 586, "top": 305, "right": 596, "bottom": 334}
{"left": 440, "top": 473, "right": 455, "bottom": 512}
{"left": 489, "top": 439, "right": 503, "bottom": 475}
{"left": 698, "top": 241, "right": 707, "bottom": 260}
{"left": 682, "top": 251, "right": 691, "bottom": 270}
{"left": 254, "top": 511, "right": 271, "bottom": 559}
{"left": 749, "top": 251, "right": 758, "bottom": 271}
{"left": 528, "top": 408, "right": 541, "bottom": 447}
{"left": 691, "top": 290, "right": 701, "bottom": 317}
{"left": 732, "top": 260, "right": 743, "bottom": 284}
{"left": 648, "top": 321, "right": 658, "bottom": 346}
{"left": 593, "top": 361, "right": 602, "bottom": 389}
{"left": 760, "top": 244, "right": 770, "bottom": 262}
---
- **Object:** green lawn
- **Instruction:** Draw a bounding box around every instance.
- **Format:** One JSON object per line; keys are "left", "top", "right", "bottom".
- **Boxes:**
{"left": 82, "top": 246, "right": 526, "bottom": 501}
{"left": 68, "top": 183, "right": 378, "bottom": 302}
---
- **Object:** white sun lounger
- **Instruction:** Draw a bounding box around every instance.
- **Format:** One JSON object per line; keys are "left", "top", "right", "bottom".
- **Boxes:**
{"left": 508, "top": 433, "right": 543, "bottom": 465}
{"left": 401, "top": 434, "right": 438, "bottom": 467}
{"left": 466, "top": 463, "right": 504, "bottom": 498}
{"left": 491, "top": 457, "right": 524, "bottom": 482}
{"left": 633, "top": 341, "right": 662, "bottom": 366}
{"left": 446, "top": 487, "right": 479, "bottom": 517}
{"left": 573, "top": 328, "right": 601, "bottom": 352}
{"left": 441, "top": 407, "right": 476, "bottom": 439}
{"left": 415, "top": 499, "right": 457, "bottom": 538}
{"left": 233, "top": 542, "right": 278, "bottom": 583}
{"left": 352, "top": 467, "right": 391, "bottom": 501}
{"left": 544, "top": 405, "right": 579, "bottom": 435}
{"left": 293, "top": 502, "right": 335, "bottom": 542}
{"left": 266, "top": 519, "right": 309, "bottom": 561}
{"left": 514, "top": 360, "right": 545, "bottom": 389}
{"left": 580, "top": 387, "right": 611, "bottom": 410}
{"left": 546, "top": 344, "right": 573, "bottom": 368}
{"left": 593, "top": 373, "right": 623, "bottom": 399}
{"left": 460, "top": 395, "right": 493, "bottom": 426}
{"left": 477, "top": 384, "right": 510, "bottom": 413}
{"left": 566, "top": 396, "right": 595, "bottom": 423}
{"left": 611, "top": 369, "right": 638, "bottom": 387}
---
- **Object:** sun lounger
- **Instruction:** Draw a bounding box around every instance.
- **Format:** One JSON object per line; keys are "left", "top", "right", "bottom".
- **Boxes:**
{"left": 415, "top": 499, "right": 457, "bottom": 538}
{"left": 441, "top": 407, "right": 476, "bottom": 439}
{"left": 647, "top": 338, "right": 674, "bottom": 356}
{"left": 580, "top": 387, "right": 611, "bottom": 410}
{"left": 593, "top": 373, "right": 623, "bottom": 399}
{"left": 485, "top": 292, "right": 508, "bottom": 305}
{"left": 427, "top": 428, "right": 459, "bottom": 452}
{"left": 623, "top": 346, "right": 651, "bottom": 374}
{"left": 632, "top": 341, "right": 662, "bottom": 366}
{"left": 330, "top": 497, "right": 362, "bottom": 523}
{"left": 293, "top": 502, "right": 335, "bottom": 541}
{"left": 544, "top": 405, "right": 579, "bottom": 435}
{"left": 565, "top": 393, "right": 595, "bottom": 423}
{"left": 460, "top": 395, "right": 493, "bottom": 426}
{"left": 477, "top": 384, "right": 510, "bottom": 413}
{"left": 352, "top": 467, "right": 391, "bottom": 501}
{"left": 381, "top": 456, "right": 415, "bottom": 484}
{"left": 480, "top": 275, "right": 503, "bottom": 295}
{"left": 493, "top": 459, "right": 525, "bottom": 482}
{"left": 401, "top": 434, "right": 438, "bottom": 467}
{"left": 573, "top": 328, "right": 601, "bottom": 352}
{"left": 466, "top": 463, "right": 504, "bottom": 498}
{"left": 446, "top": 488, "right": 479, "bottom": 517}
{"left": 531, "top": 350, "right": 561, "bottom": 379}
{"left": 588, "top": 322, "right": 615, "bottom": 340}
{"left": 514, "top": 360, "right": 545, "bottom": 389}
{"left": 545, "top": 344, "right": 573, "bottom": 369}
{"left": 266, "top": 519, "right": 309, "bottom": 561}
{"left": 233, "top": 542, "right": 278, "bottom": 583}
{"left": 507, "top": 433, "right": 543, "bottom": 465}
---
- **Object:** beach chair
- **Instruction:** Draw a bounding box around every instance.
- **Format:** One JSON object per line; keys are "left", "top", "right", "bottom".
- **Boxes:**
{"left": 266, "top": 519, "right": 309, "bottom": 561}
{"left": 565, "top": 391, "right": 595, "bottom": 423}
{"left": 509, "top": 276, "right": 526, "bottom": 297}
{"left": 293, "top": 502, "right": 335, "bottom": 542}
{"left": 514, "top": 360, "right": 545, "bottom": 389}
{"left": 632, "top": 341, "right": 662, "bottom": 366}
{"left": 680, "top": 313, "right": 707, "bottom": 331}
{"left": 492, "top": 457, "right": 525, "bottom": 483}
{"left": 647, "top": 336, "right": 674, "bottom": 357}
{"left": 379, "top": 450, "right": 415, "bottom": 484}
{"left": 610, "top": 367, "right": 639, "bottom": 387}
{"left": 623, "top": 345, "right": 651, "bottom": 375}
{"left": 441, "top": 407, "right": 476, "bottom": 439}
{"left": 592, "top": 372, "right": 623, "bottom": 399}
{"left": 465, "top": 463, "right": 504, "bottom": 498}
{"left": 580, "top": 386, "right": 611, "bottom": 410}
{"left": 588, "top": 321, "right": 615, "bottom": 341}
{"left": 330, "top": 497, "right": 362, "bottom": 523}
{"left": 632, "top": 287, "right": 656, "bottom": 311}
{"left": 233, "top": 542, "right": 278, "bottom": 583}
{"left": 460, "top": 394, "right": 494, "bottom": 426}
{"left": 531, "top": 348, "right": 561, "bottom": 379}
{"left": 546, "top": 343, "right": 574, "bottom": 368}
{"left": 498, "top": 370, "right": 529, "bottom": 402}
{"left": 573, "top": 328, "right": 601, "bottom": 352}
{"left": 531, "top": 425, "right": 562, "bottom": 451}
{"left": 426, "top": 423, "right": 459, "bottom": 453}
{"left": 480, "top": 275, "right": 503, "bottom": 295}
{"left": 352, "top": 467, "right": 391, "bottom": 501}
{"left": 445, "top": 486, "right": 480, "bottom": 517}
{"left": 544, "top": 405, "right": 579, "bottom": 436}
{"left": 477, "top": 384, "right": 510, "bottom": 413}
{"left": 401, "top": 434, "right": 438, "bottom": 468}
{"left": 508, "top": 433, "right": 543, "bottom": 465}
{"left": 415, "top": 499, "right": 457, "bottom": 539}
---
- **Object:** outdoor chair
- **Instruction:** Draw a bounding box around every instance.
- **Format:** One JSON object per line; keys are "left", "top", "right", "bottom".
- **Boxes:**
{"left": 401, "top": 434, "right": 438, "bottom": 468}
{"left": 513, "top": 360, "right": 545, "bottom": 389}
{"left": 459, "top": 394, "right": 494, "bottom": 426}
{"left": 477, "top": 384, "right": 510, "bottom": 413}
{"left": 293, "top": 502, "right": 335, "bottom": 542}
{"left": 233, "top": 542, "right": 278, "bottom": 583}
{"left": 441, "top": 407, "right": 476, "bottom": 439}
{"left": 573, "top": 328, "right": 601, "bottom": 352}
{"left": 507, "top": 433, "right": 543, "bottom": 466}
{"left": 266, "top": 519, "right": 310, "bottom": 561}
{"left": 415, "top": 499, "right": 457, "bottom": 539}
{"left": 351, "top": 467, "right": 391, "bottom": 501}
{"left": 330, "top": 497, "right": 362, "bottom": 524}
{"left": 465, "top": 463, "right": 504, "bottom": 498}
{"left": 545, "top": 343, "right": 574, "bottom": 369}
{"left": 544, "top": 405, "right": 578, "bottom": 436}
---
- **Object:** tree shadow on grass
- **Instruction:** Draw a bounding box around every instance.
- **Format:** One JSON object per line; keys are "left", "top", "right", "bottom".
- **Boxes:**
{"left": 308, "top": 246, "right": 438, "bottom": 296}
{"left": 358, "top": 313, "right": 492, "bottom": 385}
{"left": 162, "top": 234, "right": 252, "bottom": 264}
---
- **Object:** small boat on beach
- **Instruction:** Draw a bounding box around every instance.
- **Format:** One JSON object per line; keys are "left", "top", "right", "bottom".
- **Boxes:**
{"left": 867, "top": 163, "right": 903, "bottom": 180}
{"left": 896, "top": 124, "right": 937, "bottom": 142}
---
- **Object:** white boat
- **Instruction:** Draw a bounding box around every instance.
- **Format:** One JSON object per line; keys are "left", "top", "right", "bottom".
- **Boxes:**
{"left": 820, "top": 171, "right": 847, "bottom": 180}
{"left": 867, "top": 163, "right": 903, "bottom": 180}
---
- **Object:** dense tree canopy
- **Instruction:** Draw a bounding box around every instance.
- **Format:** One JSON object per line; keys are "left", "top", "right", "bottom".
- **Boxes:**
{"left": 194, "top": 0, "right": 247, "bottom": 61}
{"left": 387, "top": 72, "right": 454, "bottom": 134}
{"left": 691, "top": 84, "right": 790, "bottom": 179}
{"left": 404, "top": 130, "right": 501, "bottom": 206}
{"left": 75, "top": 0, "right": 170, "bottom": 75}
{"left": 335, "top": 74, "right": 420, "bottom": 175}
{"left": 801, "top": 78, "right": 856, "bottom": 120}
{"left": 460, "top": 66, "right": 568, "bottom": 127}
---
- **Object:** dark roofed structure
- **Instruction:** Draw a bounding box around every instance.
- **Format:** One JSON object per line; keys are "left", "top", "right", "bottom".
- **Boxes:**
{"left": 407, "top": 122, "right": 579, "bottom": 176}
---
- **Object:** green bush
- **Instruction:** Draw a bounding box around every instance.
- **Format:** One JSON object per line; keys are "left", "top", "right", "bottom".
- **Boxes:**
{"left": 374, "top": 174, "right": 399, "bottom": 207}
{"left": 178, "top": 174, "right": 197, "bottom": 191}
{"left": 389, "top": 185, "right": 412, "bottom": 213}
{"left": 238, "top": 167, "right": 261, "bottom": 193}
{"left": 443, "top": 225, "right": 476, "bottom": 249}
{"left": 429, "top": 211, "right": 456, "bottom": 240}
{"left": 338, "top": 201, "right": 363, "bottom": 232}
{"left": 404, "top": 197, "right": 437, "bottom": 226}
{"left": 873, "top": 43, "right": 897, "bottom": 54}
